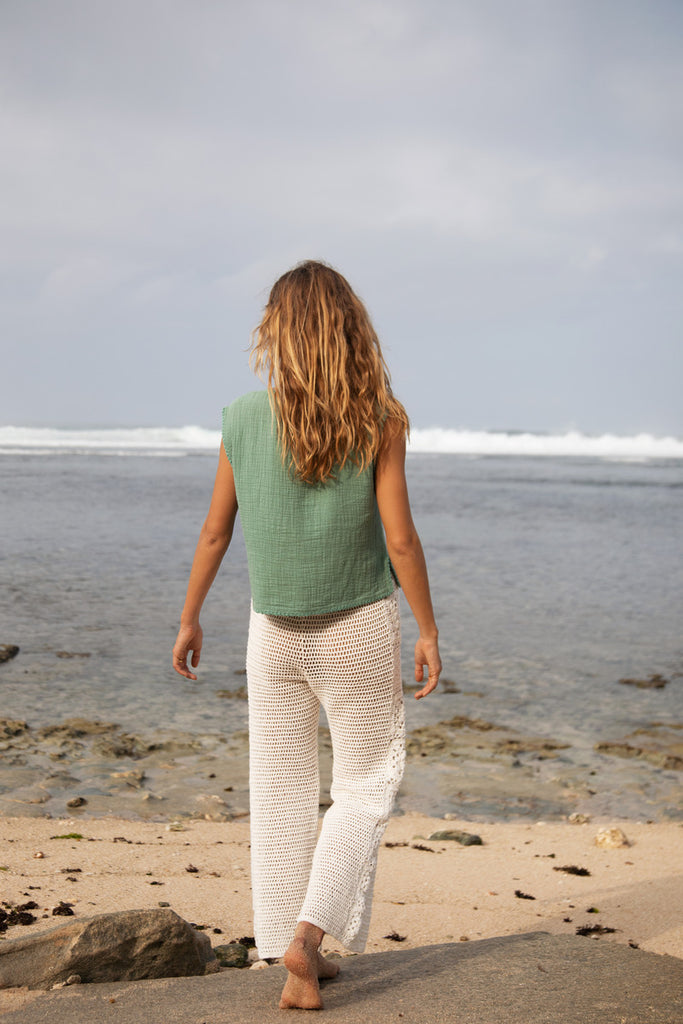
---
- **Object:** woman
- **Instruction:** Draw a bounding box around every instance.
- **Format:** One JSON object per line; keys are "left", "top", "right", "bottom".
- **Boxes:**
{"left": 173, "top": 260, "right": 441, "bottom": 1010}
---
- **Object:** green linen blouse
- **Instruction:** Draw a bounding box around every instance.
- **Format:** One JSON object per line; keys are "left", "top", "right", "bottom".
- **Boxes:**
{"left": 222, "top": 390, "right": 397, "bottom": 615}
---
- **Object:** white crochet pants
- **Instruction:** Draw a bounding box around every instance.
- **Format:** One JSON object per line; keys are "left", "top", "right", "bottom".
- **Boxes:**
{"left": 246, "top": 591, "right": 405, "bottom": 959}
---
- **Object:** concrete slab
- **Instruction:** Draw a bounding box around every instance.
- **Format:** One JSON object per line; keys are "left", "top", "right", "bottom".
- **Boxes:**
{"left": 2, "top": 932, "right": 681, "bottom": 1024}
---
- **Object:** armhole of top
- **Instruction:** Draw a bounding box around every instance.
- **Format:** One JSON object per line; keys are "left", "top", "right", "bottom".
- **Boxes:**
{"left": 221, "top": 406, "right": 232, "bottom": 463}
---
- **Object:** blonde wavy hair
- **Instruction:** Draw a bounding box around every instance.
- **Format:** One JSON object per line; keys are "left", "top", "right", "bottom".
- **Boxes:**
{"left": 250, "top": 260, "right": 409, "bottom": 484}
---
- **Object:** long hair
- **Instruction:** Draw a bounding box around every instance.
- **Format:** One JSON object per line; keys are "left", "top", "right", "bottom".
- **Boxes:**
{"left": 250, "top": 260, "right": 409, "bottom": 484}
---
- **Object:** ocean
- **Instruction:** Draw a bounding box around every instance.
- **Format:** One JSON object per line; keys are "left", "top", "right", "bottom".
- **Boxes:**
{"left": 1, "top": 425, "right": 681, "bottom": 822}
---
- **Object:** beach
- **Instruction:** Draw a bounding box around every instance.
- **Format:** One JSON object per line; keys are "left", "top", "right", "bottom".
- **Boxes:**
{"left": 1, "top": 443, "right": 682, "bottom": 1015}
{"left": 1, "top": 812, "right": 681, "bottom": 1015}
{"left": 2, "top": 812, "right": 681, "bottom": 957}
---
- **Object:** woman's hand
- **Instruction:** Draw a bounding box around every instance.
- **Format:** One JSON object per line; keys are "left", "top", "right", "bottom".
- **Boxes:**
{"left": 413, "top": 635, "right": 442, "bottom": 699}
{"left": 172, "top": 623, "right": 203, "bottom": 680}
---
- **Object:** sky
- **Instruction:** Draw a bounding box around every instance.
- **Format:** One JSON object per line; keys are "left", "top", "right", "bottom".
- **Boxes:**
{"left": 2, "top": 0, "right": 682, "bottom": 435}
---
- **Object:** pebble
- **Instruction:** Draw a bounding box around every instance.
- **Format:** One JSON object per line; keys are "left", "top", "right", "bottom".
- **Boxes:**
{"left": 0, "top": 644, "right": 20, "bottom": 663}
{"left": 51, "top": 974, "right": 81, "bottom": 989}
{"left": 66, "top": 797, "right": 87, "bottom": 808}
{"left": 250, "top": 960, "right": 270, "bottom": 970}
{"left": 195, "top": 794, "right": 232, "bottom": 822}
{"left": 568, "top": 813, "right": 591, "bottom": 824}
{"left": 428, "top": 829, "right": 483, "bottom": 846}
{"left": 33, "top": 851, "right": 44, "bottom": 859}
{"left": 214, "top": 942, "right": 249, "bottom": 968}
{"left": 595, "top": 827, "right": 630, "bottom": 849}
{"left": 111, "top": 769, "right": 146, "bottom": 787}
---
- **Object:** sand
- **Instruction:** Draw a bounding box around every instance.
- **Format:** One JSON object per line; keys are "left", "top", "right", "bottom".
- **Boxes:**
{"left": 1, "top": 813, "right": 680, "bottom": 958}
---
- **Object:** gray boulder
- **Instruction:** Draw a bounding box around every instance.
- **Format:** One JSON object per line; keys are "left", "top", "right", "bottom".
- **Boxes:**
{"left": 0, "top": 908, "right": 216, "bottom": 990}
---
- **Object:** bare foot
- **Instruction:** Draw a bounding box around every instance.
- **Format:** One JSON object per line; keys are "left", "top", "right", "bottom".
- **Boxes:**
{"left": 279, "top": 929, "right": 339, "bottom": 1010}
{"left": 316, "top": 951, "right": 340, "bottom": 980}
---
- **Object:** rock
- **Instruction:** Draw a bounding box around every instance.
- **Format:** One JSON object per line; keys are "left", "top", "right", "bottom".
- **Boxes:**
{"left": 250, "top": 959, "right": 270, "bottom": 970}
{"left": 66, "top": 797, "right": 87, "bottom": 808}
{"left": 0, "top": 908, "right": 216, "bottom": 990}
{"left": 55, "top": 651, "right": 91, "bottom": 659}
{"left": 444, "top": 715, "right": 496, "bottom": 731}
{"left": 495, "top": 738, "right": 570, "bottom": 755}
{"left": 52, "top": 902, "right": 75, "bottom": 916}
{"left": 194, "top": 794, "right": 232, "bottom": 821}
{"left": 595, "top": 739, "right": 683, "bottom": 771}
{"left": 428, "top": 829, "right": 483, "bottom": 846}
{"left": 52, "top": 974, "right": 82, "bottom": 989}
{"left": 0, "top": 645, "right": 20, "bottom": 664}
{"left": 619, "top": 674, "right": 668, "bottom": 689}
{"left": 214, "top": 942, "right": 249, "bottom": 968}
{"left": 595, "top": 827, "right": 630, "bottom": 849}
{"left": 110, "top": 769, "right": 146, "bottom": 788}
{"left": 440, "top": 679, "right": 460, "bottom": 693}
{"left": 215, "top": 687, "right": 248, "bottom": 700}
{"left": 568, "top": 813, "right": 591, "bottom": 824}
{"left": 0, "top": 719, "right": 28, "bottom": 739}
{"left": 37, "top": 719, "right": 118, "bottom": 740}
{"left": 92, "top": 733, "right": 148, "bottom": 759}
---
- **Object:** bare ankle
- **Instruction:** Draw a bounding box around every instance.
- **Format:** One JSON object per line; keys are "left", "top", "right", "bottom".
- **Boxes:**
{"left": 294, "top": 921, "right": 325, "bottom": 948}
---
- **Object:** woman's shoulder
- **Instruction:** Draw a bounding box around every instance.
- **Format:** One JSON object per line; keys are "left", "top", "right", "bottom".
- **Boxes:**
{"left": 223, "top": 389, "right": 269, "bottom": 416}
{"left": 221, "top": 391, "right": 273, "bottom": 463}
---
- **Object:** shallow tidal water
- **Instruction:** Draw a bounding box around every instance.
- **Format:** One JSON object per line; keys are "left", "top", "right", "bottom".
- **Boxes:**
{"left": 1, "top": 450, "right": 681, "bottom": 822}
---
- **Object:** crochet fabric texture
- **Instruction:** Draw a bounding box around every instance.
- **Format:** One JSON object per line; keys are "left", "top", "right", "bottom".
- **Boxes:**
{"left": 246, "top": 591, "right": 405, "bottom": 958}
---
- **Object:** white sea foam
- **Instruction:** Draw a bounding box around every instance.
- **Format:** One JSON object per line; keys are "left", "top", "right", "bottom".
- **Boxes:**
{"left": 407, "top": 428, "right": 683, "bottom": 459}
{"left": 1, "top": 424, "right": 682, "bottom": 459}
{"left": 0, "top": 425, "right": 221, "bottom": 455}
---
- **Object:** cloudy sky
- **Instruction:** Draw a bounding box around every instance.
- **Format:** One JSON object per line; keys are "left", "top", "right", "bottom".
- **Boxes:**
{"left": 2, "top": 0, "right": 682, "bottom": 434}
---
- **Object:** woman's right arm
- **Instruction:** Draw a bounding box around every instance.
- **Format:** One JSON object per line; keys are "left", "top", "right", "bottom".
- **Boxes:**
{"left": 172, "top": 444, "right": 238, "bottom": 680}
{"left": 375, "top": 420, "right": 442, "bottom": 698}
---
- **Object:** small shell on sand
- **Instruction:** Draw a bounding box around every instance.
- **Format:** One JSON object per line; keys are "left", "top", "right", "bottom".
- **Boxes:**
{"left": 595, "top": 827, "right": 630, "bottom": 849}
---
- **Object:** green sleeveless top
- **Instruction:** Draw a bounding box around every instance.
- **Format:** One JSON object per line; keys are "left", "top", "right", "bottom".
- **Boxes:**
{"left": 222, "top": 390, "right": 397, "bottom": 615}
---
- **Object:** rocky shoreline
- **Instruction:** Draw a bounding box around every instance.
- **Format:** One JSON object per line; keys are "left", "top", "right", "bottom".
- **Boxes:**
{"left": 1, "top": 704, "right": 681, "bottom": 823}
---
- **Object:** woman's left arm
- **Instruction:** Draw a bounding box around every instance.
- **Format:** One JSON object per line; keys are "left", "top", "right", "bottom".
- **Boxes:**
{"left": 375, "top": 419, "right": 442, "bottom": 698}
{"left": 172, "top": 445, "right": 238, "bottom": 680}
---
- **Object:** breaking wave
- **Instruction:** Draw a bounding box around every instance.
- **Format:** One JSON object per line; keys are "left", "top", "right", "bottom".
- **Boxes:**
{"left": 1, "top": 425, "right": 682, "bottom": 459}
